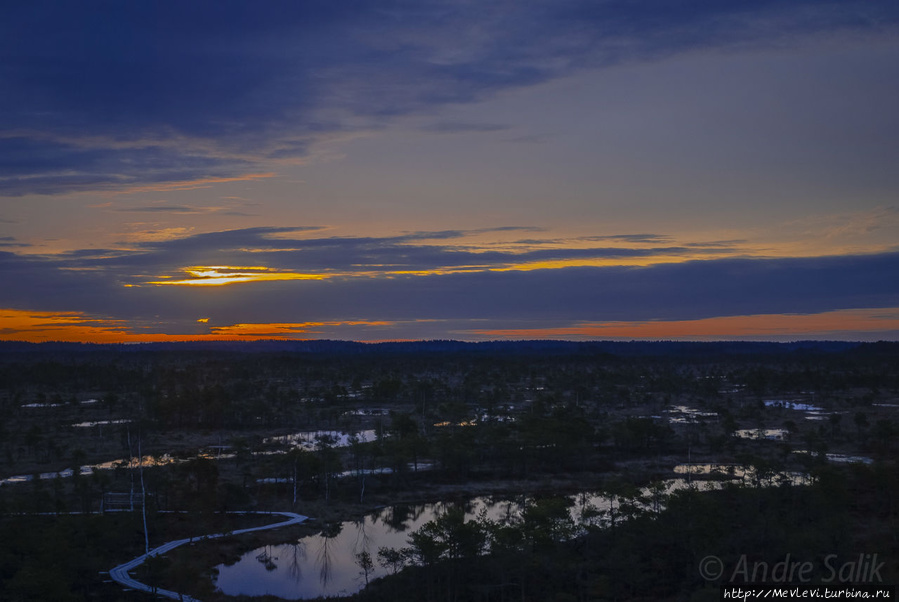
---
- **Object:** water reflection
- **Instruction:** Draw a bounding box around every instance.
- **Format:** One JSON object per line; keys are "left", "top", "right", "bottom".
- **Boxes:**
{"left": 214, "top": 499, "right": 521, "bottom": 599}
{"left": 764, "top": 400, "right": 823, "bottom": 412}
{"left": 666, "top": 405, "right": 719, "bottom": 424}
{"left": 70, "top": 419, "right": 133, "bottom": 428}
{"left": 0, "top": 454, "right": 181, "bottom": 487}
{"left": 256, "top": 545, "right": 279, "bottom": 571}
{"left": 287, "top": 542, "right": 307, "bottom": 582}
{"left": 0, "top": 429, "right": 377, "bottom": 487}
{"left": 216, "top": 476, "right": 791, "bottom": 600}
{"left": 316, "top": 522, "right": 343, "bottom": 587}
{"left": 734, "top": 428, "right": 789, "bottom": 440}
{"left": 793, "top": 450, "right": 873, "bottom": 464}
{"left": 264, "top": 430, "right": 377, "bottom": 451}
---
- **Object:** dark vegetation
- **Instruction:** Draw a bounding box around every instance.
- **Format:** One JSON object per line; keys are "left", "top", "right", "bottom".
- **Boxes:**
{"left": 0, "top": 341, "right": 897, "bottom": 600}
{"left": 353, "top": 464, "right": 899, "bottom": 602}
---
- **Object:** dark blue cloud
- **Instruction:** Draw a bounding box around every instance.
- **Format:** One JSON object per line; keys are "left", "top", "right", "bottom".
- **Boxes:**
{"left": 3, "top": 0, "right": 896, "bottom": 195}
{"left": 0, "top": 236, "right": 27, "bottom": 248}
{"left": 2, "top": 225, "right": 897, "bottom": 328}
{"left": 0, "top": 137, "right": 253, "bottom": 196}
{"left": 104, "top": 226, "right": 725, "bottom": 273}
{"left": 196, "top": 252, "right": 899, "bottom": 324}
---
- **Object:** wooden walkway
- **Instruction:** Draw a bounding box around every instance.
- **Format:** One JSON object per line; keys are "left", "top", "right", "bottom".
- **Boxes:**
{"left": 109, "top": 511, "right": 309, "bottom": 600}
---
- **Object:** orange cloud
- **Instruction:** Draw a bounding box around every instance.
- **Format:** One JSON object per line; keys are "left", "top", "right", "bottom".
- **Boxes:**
{"left": 470, "top": 308, "right": 899, "bottom": 340}
{"left": 0, "top": 309, "right": 129, "bottom": 343}
{"left": 0, "top": 309, "right": 217, "bottom": 343}
{"left": 5, "top": 307, "right": 897, "bottom": 345}
{"left": 209, "top": 320, "right": 395, "bottom": 337}
{"left": 0, "top": 309, "right": 398, "bottom": 343}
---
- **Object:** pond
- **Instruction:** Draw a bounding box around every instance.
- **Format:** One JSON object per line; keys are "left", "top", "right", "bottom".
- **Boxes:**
{"left": 666, "top": 405, "right": 718, "bottom": 424}
{"left": 734, "top": 428, "right": 789, "bottom": 440}
{"left": 213, "top": 470, "right": 802, "bottom": 600}
{"left": 764, "top": 400, "right": 823, "bottom": 412}
{"left": 792, "top": 450, "right": 873, "bottom": 464}
{"left": 264, "top": 430, "right": 377, "bottom": 451}
{"left": 214, "top": 498, "right": 517, "bottom": 599}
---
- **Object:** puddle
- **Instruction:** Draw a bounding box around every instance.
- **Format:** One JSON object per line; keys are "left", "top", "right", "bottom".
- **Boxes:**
{"left": 734, "top": 428, "right": 789, "bottom": 440}
{"left": 70, "top": 419, "right": 133, "bottom": 428}
{"left": 666, "top": 406, "right": 718, "bottom": 424}
{"left": 265, "top": 430, "right": 377, "bottom": 451}
{"left": 793, "top": 450, "right": 873, "bottom": 464}
{"left": 764, "top": 400, "right": 823, "bottom": 412}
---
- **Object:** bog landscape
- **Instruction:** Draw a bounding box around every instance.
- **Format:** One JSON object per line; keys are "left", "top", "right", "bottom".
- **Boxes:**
{"left": 2, "top": 2, "right": 899, "bottom": 600}
{"left": 1, "top": 340, "right": 897, "bottom": 601}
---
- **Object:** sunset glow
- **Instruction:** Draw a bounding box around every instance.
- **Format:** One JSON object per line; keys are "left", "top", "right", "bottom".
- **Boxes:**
{"left": 146, "top": 266, "right": 329, "bottom": 287}
{"left": 468, "top": 308, "right": 899, "bottom": 341}
{"left": 2, "top": 2, "right": 897, "bottom": 343}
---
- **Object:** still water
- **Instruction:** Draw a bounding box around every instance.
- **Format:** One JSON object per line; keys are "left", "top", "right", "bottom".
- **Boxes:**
{"left": 214, "top": 497, "right": 545, "bottom": 599}
{"left": 214, "top": 474, "right": 770, "bottom": 599}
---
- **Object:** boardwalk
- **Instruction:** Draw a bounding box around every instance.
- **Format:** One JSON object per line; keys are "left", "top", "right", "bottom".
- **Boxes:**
{"left": 109, "top": 511, "right": 309, "bottom": 600}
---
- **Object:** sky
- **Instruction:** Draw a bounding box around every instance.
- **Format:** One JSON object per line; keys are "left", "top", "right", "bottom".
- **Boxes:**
{"left": 2, "top": 1, "right": 899, "bottom": 343}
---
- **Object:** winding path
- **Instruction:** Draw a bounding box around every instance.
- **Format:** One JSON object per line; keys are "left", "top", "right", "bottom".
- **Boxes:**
{"left": 109, "top": 511, "right": 309, "bottom": 601}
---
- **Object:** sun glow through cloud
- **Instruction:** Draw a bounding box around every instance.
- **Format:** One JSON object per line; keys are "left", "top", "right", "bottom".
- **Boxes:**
{"left": 146, "top": 266, "right": 329, "bottom": 286}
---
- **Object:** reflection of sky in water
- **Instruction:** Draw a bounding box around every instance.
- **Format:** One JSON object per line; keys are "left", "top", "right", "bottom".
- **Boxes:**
{"left": 734, "top": 428, "right": 788, "bottom": 440}
{"left": 70, "top": 419, "right": 132, "bottom": 428}
{"left": 215, "top": 502, "right": 455, "bottom": 598}
{"left": 764, "top": 400, "right": 823, "bottom": 412}
{"left": 214, "top": 500, "right": 515, "bottom": 599}
{"left": 1, "top": 429, "right": 378, "bottom": 487}
{"left": 792, "top": 450, "right": 873, "bottom": 464}
{"left": 264, "top": 430, "right": 377, "bottom": 451}
{"left": 666, "top": 405, "right": 718, "bottom": 424}
{"left": 215, "top": 472, "right": 792, "bottom": 599}
{"left": 0, "top": 454, "right": 179, "bottom": 486}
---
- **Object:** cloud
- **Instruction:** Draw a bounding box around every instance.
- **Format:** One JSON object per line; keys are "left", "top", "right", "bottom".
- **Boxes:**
{"left": 113, "top": 205, "right": 210, "bottom": 214}
{"left": 578, "top": 234, "right": 674, "bottom": 244}
{"left": 421, "top": 122, "right": 511, "bottom": 134}
{"left": 0, "top": 237, "right": 30, "bottom": 248}
{"left": 0, "top": 137, "right": 263, "bottom": 197}
{"left": 110, "top": 226, "right": 733, "bottom": 276}
{"left": 3, "top": 1, "right": 896, "bottom": 196}
{"left": 2, "top": 223, "right": 898, "bottom": 337}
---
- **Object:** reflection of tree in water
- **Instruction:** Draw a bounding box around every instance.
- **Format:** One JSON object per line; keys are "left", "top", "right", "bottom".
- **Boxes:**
{"left": 256, "top": 545, "right": 278, "bottom": 572}
{"left": 286, "top": 541, "right": 307, "bottom": 583}
{"left": 503, "top": 494, "right": 529, "bottom": 524}
{"left": 316, "top": 521, "right": 344, "bottom": 587}
{"left": 457, "top": 497, "right": 478, "bottom": 515}
{"left": 382, "top": 503, "right": 427, "bottom": 532}
{"left": 351, "top": 516, "right": 374, "bottom": 557}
